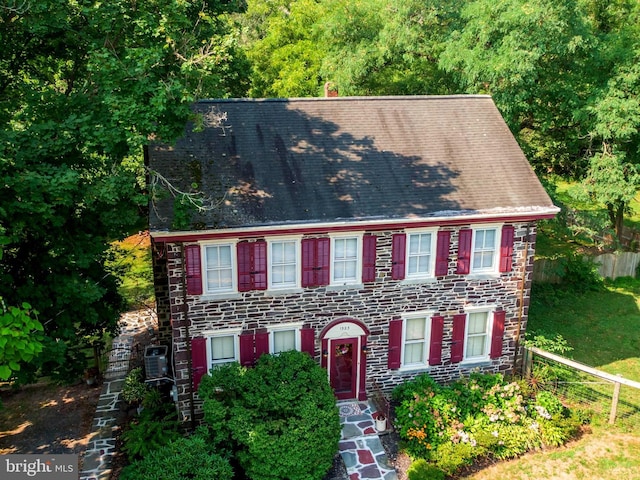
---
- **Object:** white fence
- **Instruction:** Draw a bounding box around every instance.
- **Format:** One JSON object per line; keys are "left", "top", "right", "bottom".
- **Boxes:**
{"left": 533, "top": 252, "right": 640, "bottom": 282}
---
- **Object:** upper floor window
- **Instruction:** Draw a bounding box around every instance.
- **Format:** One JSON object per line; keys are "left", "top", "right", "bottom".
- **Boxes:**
{"left": 204, "top": 243, "right": 235, "bottom": 293}
{"left": 456, "top": 225, "right": 514, "bottom": 275}
{"left": 269, "top": 239, "right": 299, "bottom": 289}
{"left": 406, "top": 232, "right": 435, "bottom": 279}
{"left": 472, "top": 228, "right": 497, "bottom": 272}
{"left": 392, "top": 229, "right": 443, "bottom": 280}
{"left": 332, "top": 236, "right": 361, "bottom": 285}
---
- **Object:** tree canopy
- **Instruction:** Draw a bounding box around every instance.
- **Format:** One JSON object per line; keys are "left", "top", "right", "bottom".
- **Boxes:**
{"left": 0, "top": 0, "right": 249, "bottom": 381}
{"left": 2, "top": 0, "right": 639, "bottom": 380}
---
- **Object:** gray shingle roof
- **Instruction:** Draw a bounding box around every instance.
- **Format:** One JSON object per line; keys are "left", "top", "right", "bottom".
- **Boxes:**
{"left": 148, "top": 95, "right": 556, "bottom": 232}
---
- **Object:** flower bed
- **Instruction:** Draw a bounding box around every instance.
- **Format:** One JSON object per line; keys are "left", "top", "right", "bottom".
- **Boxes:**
{"left": 392, "top": 373, "right": 589, "bottom": 477}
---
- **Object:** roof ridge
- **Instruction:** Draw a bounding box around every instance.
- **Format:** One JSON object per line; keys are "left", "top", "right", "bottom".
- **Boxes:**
{"left": 195, "top": 94, "right": 492, "bottom": 104}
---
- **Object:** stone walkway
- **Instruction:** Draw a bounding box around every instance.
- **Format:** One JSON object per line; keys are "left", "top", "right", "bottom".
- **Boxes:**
{"left": 79, "top": 309, "right": 157, "bottom": 480}
{"left": 338, "top": 401, "right": 398, "bottom": 480}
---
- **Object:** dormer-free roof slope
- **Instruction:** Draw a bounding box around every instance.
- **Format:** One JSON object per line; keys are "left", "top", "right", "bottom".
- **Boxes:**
{"left": 149, "top": 95, "right": 557, "bottom": 232}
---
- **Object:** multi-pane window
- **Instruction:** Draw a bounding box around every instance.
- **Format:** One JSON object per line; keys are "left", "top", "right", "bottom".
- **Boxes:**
{"left": 270, "top": 240, "right": 298, "bottom": 288}
{"left": 407, "top": 232, "right": 433, "bottom": 278}
{"left": 403, "top": 317, "right": 428, "bottom": 366}
{"left": 332, "top": 237, "right": 359, "bottom": 284}
{"left": 472, "top": 229, "right": 497, "bottom": 272}
{"left": 272, "top": 329, "right": 297, "bottom": 354}
{"left": 465, "top": 311, "right": 490, "bottom": 359}
{"left": 204, "top": 244, "right": 234, "bottom": 293}
{"left": 210, "top": 334, "right": 237, "bottom": 367}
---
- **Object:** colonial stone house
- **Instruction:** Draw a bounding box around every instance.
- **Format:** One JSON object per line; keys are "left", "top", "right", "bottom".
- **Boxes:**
{"left": 148, "top": 95, "right": 558, "bottom": 422}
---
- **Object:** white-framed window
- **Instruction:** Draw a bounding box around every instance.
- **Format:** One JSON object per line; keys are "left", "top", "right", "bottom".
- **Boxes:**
{"left": 269, "top": 324, "right": 302, "bottom": 354}
{"left": 464, "top": 309, "right": 492, "bottom": 361}
{"left": 331, "top": 235, "right": 361, "bottom": 285}
{"left": 207, "top": 329, "right": 240, "bottom": 369}
{"left": 268, "top": 238, "right": 300, "bottom": 289}
{"left": 406, "top": 230, "right": 436, "bottom": 279}
{"left": 203, "top": 243, "right": 235, "bottom": 293}
{"left": 471, "top": 227, "right": 499, "bottom": 273}
{"left": 401, "top": 313, "right": 431, "bottom": 368}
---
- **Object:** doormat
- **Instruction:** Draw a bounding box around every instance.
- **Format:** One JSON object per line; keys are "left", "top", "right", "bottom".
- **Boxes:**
{"left": 338, "top": 402, "right": 362, "bottom": 417}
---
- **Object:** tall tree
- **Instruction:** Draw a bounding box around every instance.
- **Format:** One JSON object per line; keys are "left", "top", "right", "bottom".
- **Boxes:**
{"left": 318, "top": 0, "right": 461, "bottom": 95}
{"left": 439, "top": 0, "right": 594, "bottom": 175}
{"left": 0, "top": 0, "right": 249, "bottom": 381}
{"left": 439, "top": 0, "right": 640, "bottom": 242}
{"left": 579, "top": 0, "right": 640, "bottom": 242}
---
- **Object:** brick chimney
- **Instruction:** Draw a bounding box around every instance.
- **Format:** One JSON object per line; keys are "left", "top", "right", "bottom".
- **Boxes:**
{"left": 324, "top": 82, "right": 338, "bottom": 97}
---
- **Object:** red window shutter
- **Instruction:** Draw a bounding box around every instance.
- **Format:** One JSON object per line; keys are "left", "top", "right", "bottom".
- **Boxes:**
{"left": 253, "top": 240, "right": 268, "bottom": 290}
{"left": 238, "top": 241, "right": 268, "bottom": 292}
{"left": 391, "top": 234, "right": 406, "bottom": 280}
{"left": 435, "top": 231, "right": 451, "bottom": 276}
{"left": 428, "top": 315, "right": 444, "bottom": 365}
{"left": 237, "top": 242, "right": 252, "bottom": 292}
{"left": 388, "top": 318, "right": 403, "bottom": 369}
{"left": 255, "top": 330, "right": 269, "bottom": 360}
{"left": 499, "top": 226, "right": 515, "bottom": 273}
{"left": 301, "top": 238, "right": 315, "bottom": 287}
{"left": 362, "top": 235, "right": 377, "bottom": 283}
{"left": 300, "top": 328, "right": 315, "bottom": 357}
{"left": 191, "top": 337, "right": 207, "bottom": 392}
{"left": 316, "top": 237, "right": 330, "bottom": 286}
{"left": 456, "top": 229, "right": 472, "bottom": 274}
{"left": 490, "top": 310, "right": 506, "bottom": 359}
{"left": 185, "top": 244, "right": 203, "bottom": 295}
{"left": 239, "top": 332, "right": 255, "bottom": 367}
{"left": 302, "top": 238, "right": 330, "bottom": 287}
{"left": 451, "top": 314, "right": 466, "bottom": 363}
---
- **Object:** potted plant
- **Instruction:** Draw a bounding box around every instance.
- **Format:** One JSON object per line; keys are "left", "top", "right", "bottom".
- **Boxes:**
{"left": 375, "top": 413, "right": 387, "bottom": 432}
{"left": 121, "top": 367, "right": 150, "bottom": 413}
{"left": 84, "top": 366, "right": 100, "bottom": 386}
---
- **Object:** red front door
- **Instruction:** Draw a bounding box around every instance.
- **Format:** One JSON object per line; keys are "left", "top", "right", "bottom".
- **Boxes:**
{"left": 330, "top": 338, "right": 358, "bottom": 400}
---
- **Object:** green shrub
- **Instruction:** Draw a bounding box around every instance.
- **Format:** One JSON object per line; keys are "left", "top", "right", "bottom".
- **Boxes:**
{"left": 407, "top": 459, "right": 445, "bottom": 480}
{"left": 394, "top": 373, "right": 588, "bottom": 475}
{"left": 392, "top": 373, "right": 440, "bottom": 403}
{"left": 120, "top": 435, "right": 233, "bottom": 480}
{"left": 433, "top": 441, "right": 479, "bottom": 476}
{"left": 198, "top": 350, "right": 341, "bottom": 480}
{"left": 121, "top": 367, "right": 149, "bottom": 404}
{"left": 121, "top": 387, "right": 181, "bottom": 460}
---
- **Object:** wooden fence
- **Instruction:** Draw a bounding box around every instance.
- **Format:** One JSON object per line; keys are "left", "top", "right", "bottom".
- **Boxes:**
{"left": 522, "top": 346, "right": 640, "bottom": 425}
{"left": 533, "top": 252, "right": 640, "bottom": 282}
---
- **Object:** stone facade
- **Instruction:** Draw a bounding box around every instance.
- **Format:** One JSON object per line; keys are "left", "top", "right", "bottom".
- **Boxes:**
{"left": 154, "top": 221, "right": 537, "bottom": 422}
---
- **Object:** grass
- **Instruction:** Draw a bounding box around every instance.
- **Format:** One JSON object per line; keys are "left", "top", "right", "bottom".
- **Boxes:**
{"left": 465, "top": 432, "right": 640, "bottom": 480}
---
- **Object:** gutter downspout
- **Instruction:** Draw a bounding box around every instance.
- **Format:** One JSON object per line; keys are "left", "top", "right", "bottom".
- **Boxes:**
{"left": 513, "top": 224, "right": 531, "bottom": 375}
{"left": 180, "top": 243, "right": 197, "bottom": 431}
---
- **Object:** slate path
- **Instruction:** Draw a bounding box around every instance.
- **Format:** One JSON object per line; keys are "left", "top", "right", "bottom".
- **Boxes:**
{"left": 79, "top": 309, "right": 157, "bottom": 480}
{"left": 338, "top": 401, "right": 398, "bottom": 480}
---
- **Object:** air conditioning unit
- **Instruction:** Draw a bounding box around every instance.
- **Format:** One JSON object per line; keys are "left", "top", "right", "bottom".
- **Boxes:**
{"left": 144, "top": 345, "right": 168, "bottom": 380}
